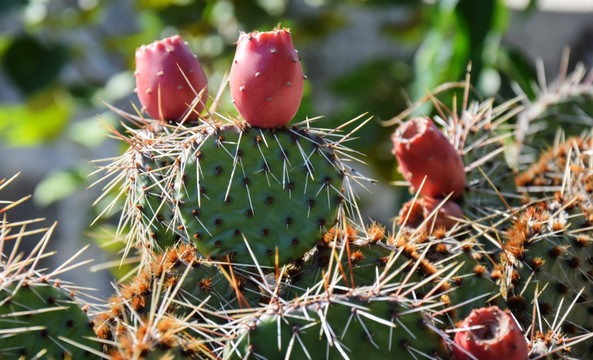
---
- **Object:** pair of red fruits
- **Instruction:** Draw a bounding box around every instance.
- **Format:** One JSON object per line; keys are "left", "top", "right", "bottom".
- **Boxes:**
{"left": 134, "top": 28, "right": 304, "bottom": 128}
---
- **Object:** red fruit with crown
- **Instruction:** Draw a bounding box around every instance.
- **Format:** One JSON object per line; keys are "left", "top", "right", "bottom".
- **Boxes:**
{"left": 135, "top": 35, "right": 208, "bottom": 122}
{"left": 229, "top": 28, "right": 304, "bottom": 128}
{"left": 453, "top": 306, "right": 528, "bottom": 360}
{"left": 392, "top": 117, "right": 466, "bottom": 199}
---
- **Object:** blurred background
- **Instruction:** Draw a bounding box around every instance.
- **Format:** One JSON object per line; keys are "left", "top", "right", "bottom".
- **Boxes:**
{"left": 1, "top": 0, "right": 592, "bottom": 295}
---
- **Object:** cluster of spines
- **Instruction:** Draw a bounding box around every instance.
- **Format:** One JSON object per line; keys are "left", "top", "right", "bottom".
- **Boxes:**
{"left": 0, "top": 174, "right": 102, "bottom": 359}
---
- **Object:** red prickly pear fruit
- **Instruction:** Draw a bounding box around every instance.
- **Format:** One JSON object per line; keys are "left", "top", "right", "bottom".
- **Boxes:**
{"left": 229, "top": 28, "right": 304, "bottom": 128}
{"left": 392, "top": 117, "right": 466, "bottom": 199}
{"left": 135, "top": 35, "right": 208, "bottom": 122}
{"left": 453, "top": 306, "right": 528, "bottom": 360}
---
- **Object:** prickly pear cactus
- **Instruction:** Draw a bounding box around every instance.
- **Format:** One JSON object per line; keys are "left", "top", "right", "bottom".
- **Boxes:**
{"left": 8, "top": 24, "right": 593, "bottom": 360}
{"left": 135, "top": 35, "right": 208, "bottom": 122}
{"left": 229, "top": 28, "right": 305, "bottom": 128}
{"left": 392, "top": 116, "right": 466, "bottom": 200}
{"left": 453, "top": 306, "right": 528, "bottom": 360}
{"left": 228, "top": 292, "right": 449, "bottom": 359}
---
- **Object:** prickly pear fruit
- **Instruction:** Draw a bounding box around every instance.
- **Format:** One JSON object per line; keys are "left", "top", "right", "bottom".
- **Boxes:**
{"left": 453, "top": 306, "right": 528, "bottom": 360}
{"left": 135, "top": 35, "right": 208, "bottom": 122}
{"left": 229, "top": 28, "right": 304, "bottom": 128}
{"left": 392, "top": 117, "right": 466, "bottom": 199}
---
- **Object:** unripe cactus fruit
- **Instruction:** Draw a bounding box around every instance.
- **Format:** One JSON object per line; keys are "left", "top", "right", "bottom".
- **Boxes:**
{"left": 229, "top": 28, "right": 304, "bottom": 128}
{"left": 453, "top": 306, "right": 528, "bottom": 360}
{"left": 135, "top": 35, "right": 208, "bottom": 121}
{"left": 392, "top": 117, "right": 466, "bottom": 199}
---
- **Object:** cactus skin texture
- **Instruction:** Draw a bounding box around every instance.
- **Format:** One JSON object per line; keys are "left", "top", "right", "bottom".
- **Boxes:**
{"left": 135, "top": 35, "right": 208, "bottom": 122}
{"left": 453, "top": 306, "right": 528, "bottom": 360}
{"left": 133, "top": 143, "right": 179, "bottom": 248}
{"left": 176, "top": 125, "right": 342, "bottom": 266}
{"left": 228, "top": 295, "right": 448, "bottom": 360}
{"left": 0, "top": 283, "right": 99, "bottom": 359}
{"left": 392, "top": 117, "right": 466, "bottom": 199}
{"left": 229, "top": 28, "right": 304, "bottom": 128}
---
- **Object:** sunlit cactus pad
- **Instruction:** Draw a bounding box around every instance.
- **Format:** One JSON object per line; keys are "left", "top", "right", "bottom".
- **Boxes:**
{"left": 174, "top": 125, "right": 344, "bottom": 266}
{"left": 124, "top": 122, "right": 350, "bottom": 267}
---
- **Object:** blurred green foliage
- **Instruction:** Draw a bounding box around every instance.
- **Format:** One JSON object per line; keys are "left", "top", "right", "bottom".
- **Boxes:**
{"left": 0, "top": 0, "right": 539, "bottom": 248}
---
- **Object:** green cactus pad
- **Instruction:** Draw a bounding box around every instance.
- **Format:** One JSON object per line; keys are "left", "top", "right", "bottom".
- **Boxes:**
{"left": 171, "top": 125, "right": 344, "bottom": 267}
{"left": 499, "top": 203, "right": 593, "bottom": 355}
{"left": 228, "top": 294, "right": 448, "bottom": 359}
{"left": 0, "top": 283, "right": 100, "bottom": 359}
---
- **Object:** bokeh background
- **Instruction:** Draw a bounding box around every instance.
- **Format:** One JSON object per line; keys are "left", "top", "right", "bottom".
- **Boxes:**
{"left": 1, "top": 0, "right": 592, "bottom": 295}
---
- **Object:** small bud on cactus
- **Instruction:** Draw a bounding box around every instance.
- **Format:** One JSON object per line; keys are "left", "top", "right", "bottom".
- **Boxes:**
{"left": 399, "top": 196, "right": 463, "bottom": 230}
{"left": 135, "top": 35, "right": 208, "bottom": 122}
{"left": 421, "top": 196, "right": 463, "bottom": 229}
{"left": 453, "top": 306, "right": 528, "bottom": 360}
{"left": 392, "top": 117, "right": 466, "bottom": 199}
{"left": 229, "top": 28, "right": 304, "bottom": 128}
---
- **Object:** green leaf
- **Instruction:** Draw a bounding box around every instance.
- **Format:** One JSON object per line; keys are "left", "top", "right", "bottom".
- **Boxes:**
{"left": 0, "top": 90, "right": 72, "bottom": 146}
{"left": 33, "top": 168, "right": 87, "bottom": 207}
{"left": 410, "top": 0, "right": 469, "bottom": 105}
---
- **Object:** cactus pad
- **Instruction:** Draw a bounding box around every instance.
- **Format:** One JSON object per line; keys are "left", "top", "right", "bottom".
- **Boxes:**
{"left": 0, "top": 283, "right": 99, "bottom": 359}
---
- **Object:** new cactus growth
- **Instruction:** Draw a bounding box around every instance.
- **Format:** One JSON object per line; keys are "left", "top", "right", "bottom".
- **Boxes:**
{"left": 229, "top": 28, "right": 305, "bottom": 128}
{"left": 453, "top": 306, "right": 528, "bottom": 360}
{"left": 135, "top": 35, "right": 208, "bottom": 122}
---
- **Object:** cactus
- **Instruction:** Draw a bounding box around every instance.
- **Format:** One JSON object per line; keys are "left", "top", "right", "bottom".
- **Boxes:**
{"left": 0, "top": 282, "right": 99, "bottom": 359}
{"left": 8, "top": 24, "right": 593, "bottom": 360}
{"left": 398, "top": 196, "right": 464, "bottom": 230}
{"left": 229, "top": 28, "right": 305, "bottom": 128}
{"left": 135, "top": 35, "right": 208, "bottom": 122}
